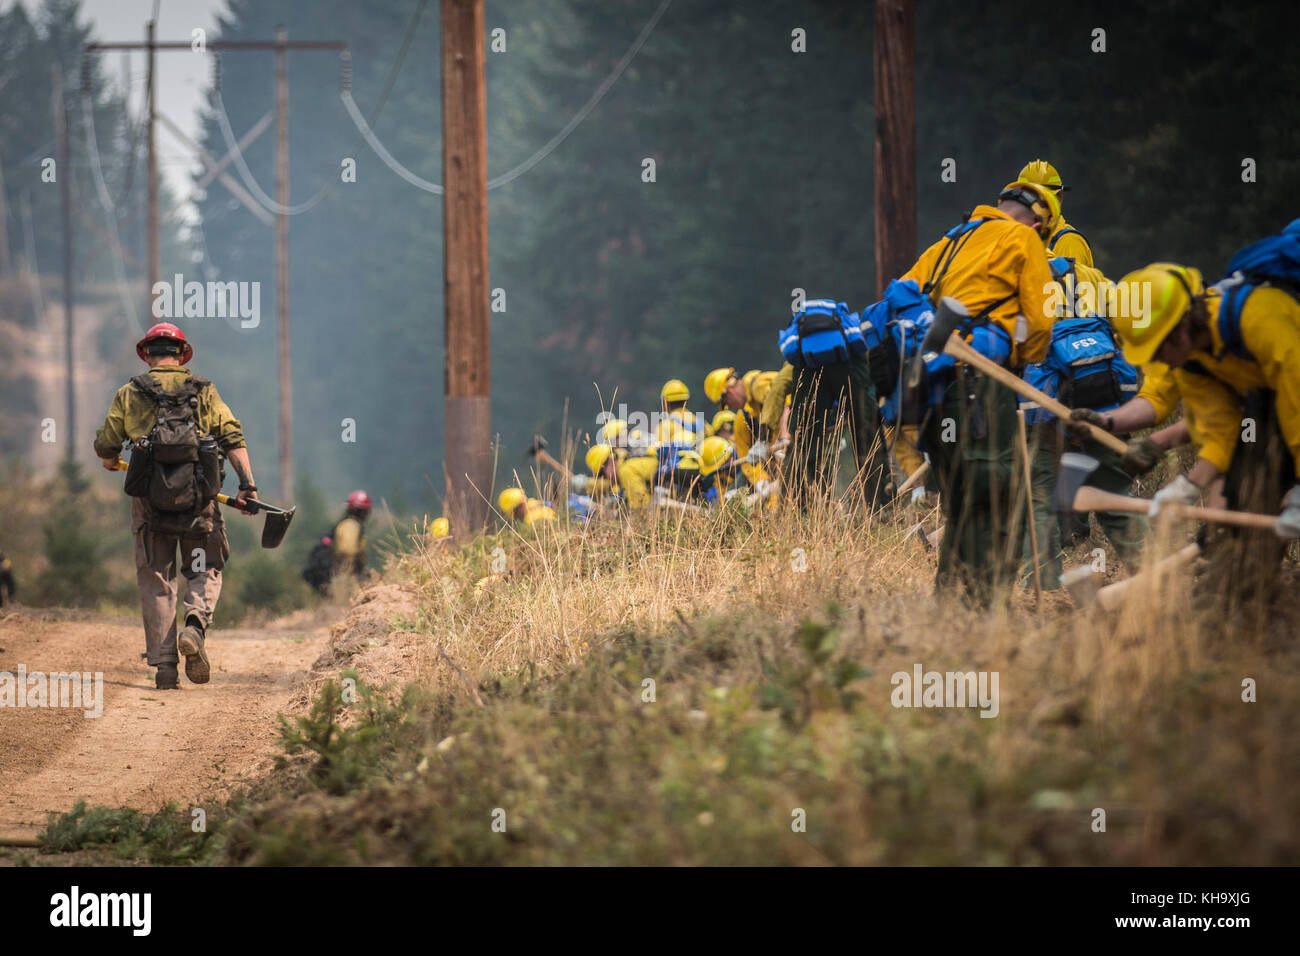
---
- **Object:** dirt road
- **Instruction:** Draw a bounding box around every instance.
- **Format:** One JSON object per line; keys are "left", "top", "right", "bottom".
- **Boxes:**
{"left": 0, "top": 608, "right": 330, "bottom": 839}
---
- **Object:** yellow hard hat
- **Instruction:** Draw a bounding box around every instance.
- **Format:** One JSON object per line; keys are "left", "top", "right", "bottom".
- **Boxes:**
{"left": 998, "top": 180, "right": 1060, "bottom": 239}
{"left": 497, "top": 487, "right": 527, "bottom": 516}
{"left": 430, "top": 516, "right": 450, "bottom": 539}
{"left": 1017, "top": 159, "right": 1064, "bottom": 193}
{"left": 586, "top": 443, "right": 614, "bottom": 475}
{"left": 599, "top": 418, "right": 628, "bottom": 443}
{"left": 675, "top": 450, "right": 702, "bottom": 472}
{"left": 1110, "top": 262, "right": 1205, "bottom": 367}
{"left": 698, "top": 436, "right": 734, "bottom": 476}
{"left": 661, "top": 379, "right": 690, "bottom": 403}
{"left": 704, "top": 367, "right": 737, "bottom": 405}
{"left": 710, "top": 409, "right": 737, "bottom": 433}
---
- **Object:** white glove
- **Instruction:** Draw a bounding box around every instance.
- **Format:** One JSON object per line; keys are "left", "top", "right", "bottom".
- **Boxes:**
{"left": 1277, "top": 484, "right": 1300, "bottom": 539}
{"left": 745, "top": 441, "right": 770, "bottom": 465}
{"left": 569, "top": 473, "right": 589, "bottom": 493}
{"left": 1149, "top": 474, "right": 1200, "bottom": 517}
{"left": 754, "top": 478, "right": 780, "bottom": 498}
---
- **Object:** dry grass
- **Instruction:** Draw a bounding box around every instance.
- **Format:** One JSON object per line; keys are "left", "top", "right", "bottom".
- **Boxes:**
{"left": 206, "top": 484, "right": 1300, "bottom": 865}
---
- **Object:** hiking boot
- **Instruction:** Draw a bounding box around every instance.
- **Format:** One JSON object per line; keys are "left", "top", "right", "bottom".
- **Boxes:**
{"left": 177, "top": 620, "right": 211, "bottom": 685}
{"left": 156, "top": 662, "right": 180, "bottom": 690}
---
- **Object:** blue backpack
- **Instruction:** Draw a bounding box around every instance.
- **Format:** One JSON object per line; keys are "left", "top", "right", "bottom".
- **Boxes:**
{"left": 778, "top": 299, "right": 867, "bottom": 368}
{"left": 860, "top": 279, "right": 952, "bottom": 425}
{"left": 1214, "top": 219, "right": 1300, "bottom": 361}
{"left": 1023, "top": 315, "right": 1138, "bottom": 426}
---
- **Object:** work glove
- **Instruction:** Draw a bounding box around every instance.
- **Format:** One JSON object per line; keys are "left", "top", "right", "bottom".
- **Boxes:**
{"left": 746, "top": 441, "right": 771, "bottom": 464}
{"left": 1276, "top": 484, "right": 1300, "bottom": 540}
{"left": 569, "top": 473, "right": 589, "bottom": 494}
{"left": 1065, "top": 408, "right": 1112, "bottom": 442}
{"left": 1121, "top": 436, "right": 1164, "bottom": 476}
{"left": 1149, "top": 474, "right": 1200, "bottom": 517}
{"left": 754, "top": 478, "right": 780, "bottom": 498}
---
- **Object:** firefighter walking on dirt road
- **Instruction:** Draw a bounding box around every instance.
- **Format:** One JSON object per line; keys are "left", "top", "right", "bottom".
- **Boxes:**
{"left": 93, "top": 323, "right": 259, "bottom": 690}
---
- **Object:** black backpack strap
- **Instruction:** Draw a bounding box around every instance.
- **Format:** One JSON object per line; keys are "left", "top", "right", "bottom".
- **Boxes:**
{"left": 131, "top": 373, "right": 167, "bottom": 401}
{"left": 922, "top": 217, "right": 993, "bottom": 300}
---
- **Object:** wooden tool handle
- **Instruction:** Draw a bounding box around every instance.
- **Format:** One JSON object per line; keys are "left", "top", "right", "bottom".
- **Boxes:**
{"left": 535, "top": 449, "right": 572, "bottom": 479}
{"left": 1096, "top": 543, "right": 1200, "bottom": 611}
{"left": 1073, "top": 485, "right": 1279, "bottom": 530}
{"left": 896, "top": 460, "right": 930, "bottom": 496}
{"left": 944, "top": 335, "right": 1129, "bottom": 455}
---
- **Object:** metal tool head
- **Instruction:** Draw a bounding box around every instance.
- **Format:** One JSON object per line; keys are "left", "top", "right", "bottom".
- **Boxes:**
{"left": 258, "top": 506, "right": 295, "bottom": 549}
{"left": 527, "top": 434, "right": 548, "bottom": 457}
{"left": 919, "top": 296, "right": 970, "bottom": 354}
{"left": 1059, "top": 565, "right": 1101, "bottom": 608}
{"left": 1053, "top": 452, "right": 1100, "bottom": 513}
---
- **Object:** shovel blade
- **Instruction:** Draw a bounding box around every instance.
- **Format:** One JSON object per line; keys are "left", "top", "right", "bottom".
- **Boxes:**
{"left": 260, "top": 507, "right": 295, "bottom": 549}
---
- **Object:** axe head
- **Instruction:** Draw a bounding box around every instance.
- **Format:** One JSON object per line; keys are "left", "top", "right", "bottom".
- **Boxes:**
{"left": 528, "top": 434, "right": 548, "bottom": 457}
{"left": 259, "top": 507, "right": 295, "bottom": 549}
{"left": 919, "top": 296, "right": 970, "bottom": 354}
{"left": 1059, "top": 565, "right": 1101, "bottom": 608}
{"left": 1054, "top": 452, "right": 1100, "bottom": 513}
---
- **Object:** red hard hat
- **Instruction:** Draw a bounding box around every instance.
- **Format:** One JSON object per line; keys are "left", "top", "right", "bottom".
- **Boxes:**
{"left": 346, "top": 490, "right": 372, "bottom": 512}
{"left": 136, "top": 322, "right": 193, "bottom": 364}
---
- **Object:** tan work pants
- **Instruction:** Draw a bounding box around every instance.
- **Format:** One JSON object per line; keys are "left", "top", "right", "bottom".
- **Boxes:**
{"left": 132, "top": 498, "right": 229, "bottom": 666}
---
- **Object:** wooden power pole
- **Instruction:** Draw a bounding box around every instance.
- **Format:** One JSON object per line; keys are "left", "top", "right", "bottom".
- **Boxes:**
{"left": 275, "top": 25, "right": 293, "bottom": 502}
{"left": 146, "top": 18, "right": 159, "bottom": 295}
{"left": 873, "top": 0, "right": 916, "bottom": 295}
{"left": 441, "top": 0, "right": 491, "bottom": 531}
{"left": 53, "top": 65, "right": 75, "bottom": 460}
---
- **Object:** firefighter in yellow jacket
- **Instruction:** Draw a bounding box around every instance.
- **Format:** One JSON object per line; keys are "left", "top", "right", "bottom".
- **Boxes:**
{"left": 898, "top": 181, "right": 1058, "bottom": 602}
{"left": 579, "top": 444, "right": 659, "bottom": 510}
{"left": 1109, "top": 262, "right": 1300, "bottom": 609}
{"left": 704, "top": 367, "right": 777, "bottom": 484}
{"left": 1018, "top": 159, "right": 1095, "bottom": 267}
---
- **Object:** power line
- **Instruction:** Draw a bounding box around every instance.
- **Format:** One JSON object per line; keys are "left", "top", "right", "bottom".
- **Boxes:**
{"left": 81, "top": 91, "right": 142, "bottom": 329}
{"left": 211, "top": 88, "right": 330, "bottom": 216}
{"left": 340, "top": 0, "right": 673, "bottom": 196}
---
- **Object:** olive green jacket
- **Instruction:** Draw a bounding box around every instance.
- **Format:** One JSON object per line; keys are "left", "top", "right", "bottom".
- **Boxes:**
{"left": 93, "top": 366, "right": 246, "bottom": 460}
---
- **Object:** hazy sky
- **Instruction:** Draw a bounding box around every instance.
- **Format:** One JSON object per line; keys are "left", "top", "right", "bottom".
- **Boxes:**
{"left": 78, "top": 0, "right": 226, "bottom": 206}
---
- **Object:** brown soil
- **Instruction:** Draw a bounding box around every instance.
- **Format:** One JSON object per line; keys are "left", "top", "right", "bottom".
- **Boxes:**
{"left": 0, "top": 607, "right": 333, "bottom": 841}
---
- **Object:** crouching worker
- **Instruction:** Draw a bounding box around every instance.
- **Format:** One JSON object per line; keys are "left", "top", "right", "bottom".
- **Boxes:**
{"left": 94, "top": 323, "right": 258, "bottom": 689}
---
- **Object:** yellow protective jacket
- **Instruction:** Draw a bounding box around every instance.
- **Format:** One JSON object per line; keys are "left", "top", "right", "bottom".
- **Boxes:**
{"left": 93, "top": 365, "right": 245, "bottom": 460}
{"left": 589, "top": 454, "right": 659, "bottom": 510}
{"left": 761, "top": 364, "right": 796, "bottom": 433}
{"left": 1137, "top": 361, "right": 1181, "bottom": 424}
{"left": 900, "top": 204, "right": 1056, "bottom": 366}
{"left": 1046, "top": 216, "right": 1094, "bottom": 267}
{"left": 733, "top": 369, "right": 778, "bottom": 483}
{"left": 523, "top": 501, "right": 556, "bottom": 524}
{"left": 332, "top": 516, "right": 366, "bottom": 568}
{"left": 1172, "top": 287, "right": 1300, "bottom": 477}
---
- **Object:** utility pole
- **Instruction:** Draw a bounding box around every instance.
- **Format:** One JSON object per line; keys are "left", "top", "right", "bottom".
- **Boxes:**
{"left": 275, "top": 25, "right": 293, "bottom": 501}
{"left": 873, "top": 0, "right": 916, "bottom": 296}
{"left": 146, "top": 18, "right": 159, "bottom": 295}
{"left": 53, "top": 64, "right": 75, "bottom": 460}
{"left": 441, "top": 0, "right": 491, "bottom": 531}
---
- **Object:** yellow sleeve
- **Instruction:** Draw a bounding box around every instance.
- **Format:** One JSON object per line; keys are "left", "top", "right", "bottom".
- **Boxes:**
{"left": 1173, "top": 368, "right": 1243, "bottom": 473}
{"left": 1010, "top": 233, "right": 1054, "bottom": 364}
{"left": 1241, "top": 290, "right": 1300, "bottom": 478}
{"left": 761, "top": 364, "right": 796, "bottom": 432}
{"left": 92, "top": 385, "right": 131, "bottom": 459}
{"left": 201, "top": 383, "right": 247, "bottom": 451}
{"left": 617, "top": 458, "right": 655, "bottom": 509}
{"left": 1137, "top": 362, "right": 1181, "bottom": 423}
{"left": 1051, "top": 230, "right": 1094, "bottom": 268}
